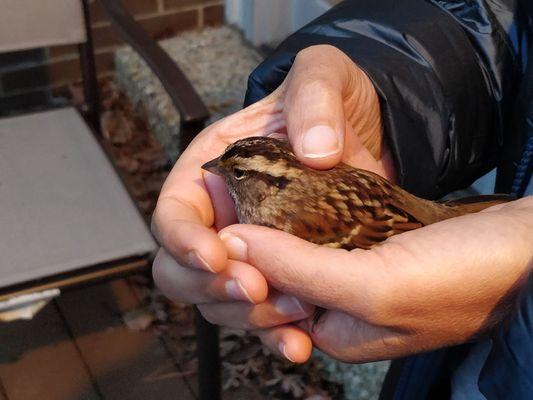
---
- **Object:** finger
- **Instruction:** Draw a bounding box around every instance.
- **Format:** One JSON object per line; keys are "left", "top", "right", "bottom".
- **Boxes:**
{"left": 152, "top": 247, "right": 268, "bottom": 304}
{"left": 197, "top": 291, "right": 315, "bottom": 330}
{"left": 219, "top": 225, "right": 385, "bottom": 321}
{"left": 152, "top": 150, "right": 230, "bottom": 273}
{"left": 341, "top": 124, "right": 397, "bottom": 182}
{"left": 204, "top": 171, "right": 237, "bottom": 230}
{"left": 342, "top": 124, "right": 386, "bottom": 175}
{"left": 298, "top": 311, "right": 412, "bottom": 363}
{"left": 266, "top": 131, "right": 288, "bottom": 140}
{"left": 255, "top": 325, "right": 313, "bottom": 363}
{"left": 151, "top": 95, "right": 286, "bottom": 272}
{"left": 283, "top": 46, "right": 348, "bottom": 169}
{"left": 222, "top": 210, "right": 533, "bottom": 336}
{"left": 152, "top": 210, "right": 228, "bottom": 273}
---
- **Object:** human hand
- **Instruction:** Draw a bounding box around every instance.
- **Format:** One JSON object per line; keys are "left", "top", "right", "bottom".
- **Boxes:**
{"left": 152, "top": 44, "right": 389, "bottom": 362}
{"left": 216, "top": 197, "right": 533, "bottom": 363}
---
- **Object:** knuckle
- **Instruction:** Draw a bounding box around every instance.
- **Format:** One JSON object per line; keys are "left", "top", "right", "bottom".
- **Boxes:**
{"left": 247, "top": 306, "right": 291, "bottom": 330}
{"left": 151, "top": 250, "right": 198, "bottom": 304}
{"left": 285, "top": 78, "right": 339, "bottom": 117}
{"left": 199, "top": 304, "right": 277, "bottom": 330}
{"left": 294, "top": 46, "right": 317, "bottom": 63}
{"left": 296, "top": 44, "right": 338, "bottom": 62}
{"left": 299, "top": 78, "right": 337, "bottom": 96}
{"left": 198, "top": 306, "right": 254, "bottom": 330}
{"left": 294, "top": 45, "right": 347, "bottom": 74}
{"left": 248, "top": 316, "right": 272, "bottom": 330}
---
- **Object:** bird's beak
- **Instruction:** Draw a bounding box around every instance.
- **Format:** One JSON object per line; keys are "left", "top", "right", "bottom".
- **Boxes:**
{"left": 201, "top": 156, "right": 223, "bottom": 176}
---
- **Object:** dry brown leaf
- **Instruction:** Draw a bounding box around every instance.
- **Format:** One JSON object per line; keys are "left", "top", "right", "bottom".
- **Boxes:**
{"left": 122, "top": 308, "right": 155, "bottom": 331}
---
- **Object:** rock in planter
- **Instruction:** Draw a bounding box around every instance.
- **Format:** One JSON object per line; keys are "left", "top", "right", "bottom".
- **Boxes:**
{"left": 315, "top": 350, "right": 390, "bottom": 399}
{"left": 115, "top": 26, "right": 263, "bottom": 161}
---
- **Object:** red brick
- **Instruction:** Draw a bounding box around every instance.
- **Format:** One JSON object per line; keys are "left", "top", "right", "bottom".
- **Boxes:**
{"left": 89, "top": 0, "right": 158, "bottom": 24}
{"left": 203, "top": 4, "right": 224, "bottom": 27}
{"left": 91, "top": 24, "right": 123, "bottom": 48}
{"left": 48, "top": 51, "right": 115, "bottom": 85}
{"left": 48, "top": 58, "right": 81, "bottom": 84}
{"left": 11, "top": 4, "right": 202, "bottom": 89}
{"left": 95, "top": 51, "right": 115, "bottom": 75}
{"left": 91, "top": 9, "right": 198, "bottom": 48}
{"left": 48, "top": 44, "right": 78, "bottom": 59}
{"left": 139, "top": 10, "right": 199, "bottom": 40}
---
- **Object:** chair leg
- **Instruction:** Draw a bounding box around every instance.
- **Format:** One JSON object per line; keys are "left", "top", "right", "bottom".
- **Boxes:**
{"left": 194, "top": 307, "right": 221, "bottom": 400}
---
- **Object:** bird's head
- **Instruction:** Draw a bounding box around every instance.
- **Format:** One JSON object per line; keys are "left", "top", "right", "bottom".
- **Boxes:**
{"left": 201, "top": 136, "right": 305, "bottom": 211}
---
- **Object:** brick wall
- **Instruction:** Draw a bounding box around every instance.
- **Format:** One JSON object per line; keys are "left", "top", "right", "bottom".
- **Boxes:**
{"left": 0, "top": 0, "right": 224, "bottom": 114}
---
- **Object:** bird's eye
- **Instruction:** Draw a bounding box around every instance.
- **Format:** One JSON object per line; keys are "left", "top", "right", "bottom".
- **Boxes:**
{"left": 233, "top": 168, "right": 246, "bottom": 180}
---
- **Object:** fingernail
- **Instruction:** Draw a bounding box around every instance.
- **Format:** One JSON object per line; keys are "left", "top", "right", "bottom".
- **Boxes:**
{"left": 219, "top": 232, "right": 247, "bottom": 261}
{"left": 225, "top": 279, "right": 254, "bottom": 303}
{"left": 275, "top": 295, "right": 306, "bottom": 317}
{"left": 187, "top": 250, "right": 215, "bottom": 273}
{"left": 301, "top": 125, "right": 340, "bottom": 159}
{"left": 278, "top": 342, "right": 295, "bottom": 362}
{"left": 267, "top": 132, "right": 288, "bottom": 140}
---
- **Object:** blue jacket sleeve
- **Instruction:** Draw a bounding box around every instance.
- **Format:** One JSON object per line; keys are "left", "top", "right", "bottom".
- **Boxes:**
{"left": 479, "top": 271, "right": 533, "bottom": 399}
{"left": 479, "top": 24, "right": 533, "bottom": 398}
{"left": 244, "top": 0, "right": 532, "bottom": 198}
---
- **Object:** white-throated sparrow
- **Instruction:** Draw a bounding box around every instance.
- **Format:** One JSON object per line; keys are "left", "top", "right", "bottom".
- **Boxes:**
{"left": 202, "top": 137, "right": 510, "bottom": 251}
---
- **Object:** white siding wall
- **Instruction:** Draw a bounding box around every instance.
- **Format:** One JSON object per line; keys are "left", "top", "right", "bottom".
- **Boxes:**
{"left": 225, "top": 0, "right": 332, "bottom": 46}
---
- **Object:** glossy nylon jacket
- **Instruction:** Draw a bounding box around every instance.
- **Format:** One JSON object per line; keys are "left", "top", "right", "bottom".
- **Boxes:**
{"left": 245, "top": 0, "right": 532, "bottom": 199}
{"left": 244, "top": 0, "right": 533, "bottom": 399}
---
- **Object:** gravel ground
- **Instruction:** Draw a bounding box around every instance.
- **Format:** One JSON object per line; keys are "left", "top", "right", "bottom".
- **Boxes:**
{"left": 114, "top": 25, "right": 389, "bottom": 399}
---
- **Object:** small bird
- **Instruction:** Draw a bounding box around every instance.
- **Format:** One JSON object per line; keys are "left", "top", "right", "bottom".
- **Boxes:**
{"left": 202, "top": 136, "right": 511, "bottom": 251}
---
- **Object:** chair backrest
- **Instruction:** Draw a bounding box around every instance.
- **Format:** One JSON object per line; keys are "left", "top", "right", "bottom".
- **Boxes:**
{"left": 0, "top": 0, "right": 86, "bottom": 53}
{"left": 0, "top": 0, "right": 100, "bottom": 132}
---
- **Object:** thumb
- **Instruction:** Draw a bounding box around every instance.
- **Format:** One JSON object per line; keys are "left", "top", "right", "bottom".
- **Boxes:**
{"left": 283, "top": 46, "right": 349, "bottom": 169}
{"left": 218, "top": 224, "right": 383, "bottom": 320}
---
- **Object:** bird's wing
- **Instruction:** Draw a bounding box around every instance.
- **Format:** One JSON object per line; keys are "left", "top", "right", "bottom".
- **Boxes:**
{"left": 322, "top": 166, "right": 424, "bottom": 249}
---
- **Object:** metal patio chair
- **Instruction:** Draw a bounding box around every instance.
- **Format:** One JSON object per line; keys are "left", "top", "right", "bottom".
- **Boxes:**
{"left": 0, "top": 1, "right": 219, "bottom": 399}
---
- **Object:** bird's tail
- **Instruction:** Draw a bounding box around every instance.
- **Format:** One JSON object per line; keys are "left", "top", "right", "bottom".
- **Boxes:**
{"left": 441, "top": 194, "right": 514, "bottom": 214}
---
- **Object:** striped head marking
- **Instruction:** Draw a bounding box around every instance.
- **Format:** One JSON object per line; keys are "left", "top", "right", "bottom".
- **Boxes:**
{"left": 202, "top": 136, "right": 303, "bottom": 183}
{"left": 201, "top": 137, "right": 304, "bottom": 214}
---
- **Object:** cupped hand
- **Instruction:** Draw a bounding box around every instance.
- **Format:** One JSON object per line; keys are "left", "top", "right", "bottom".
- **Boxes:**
{"left": 152, "top": 44, "right": 388, "bottom": 363}
{"left": 218, "top": 197, "right": 533, "bottom": 363}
